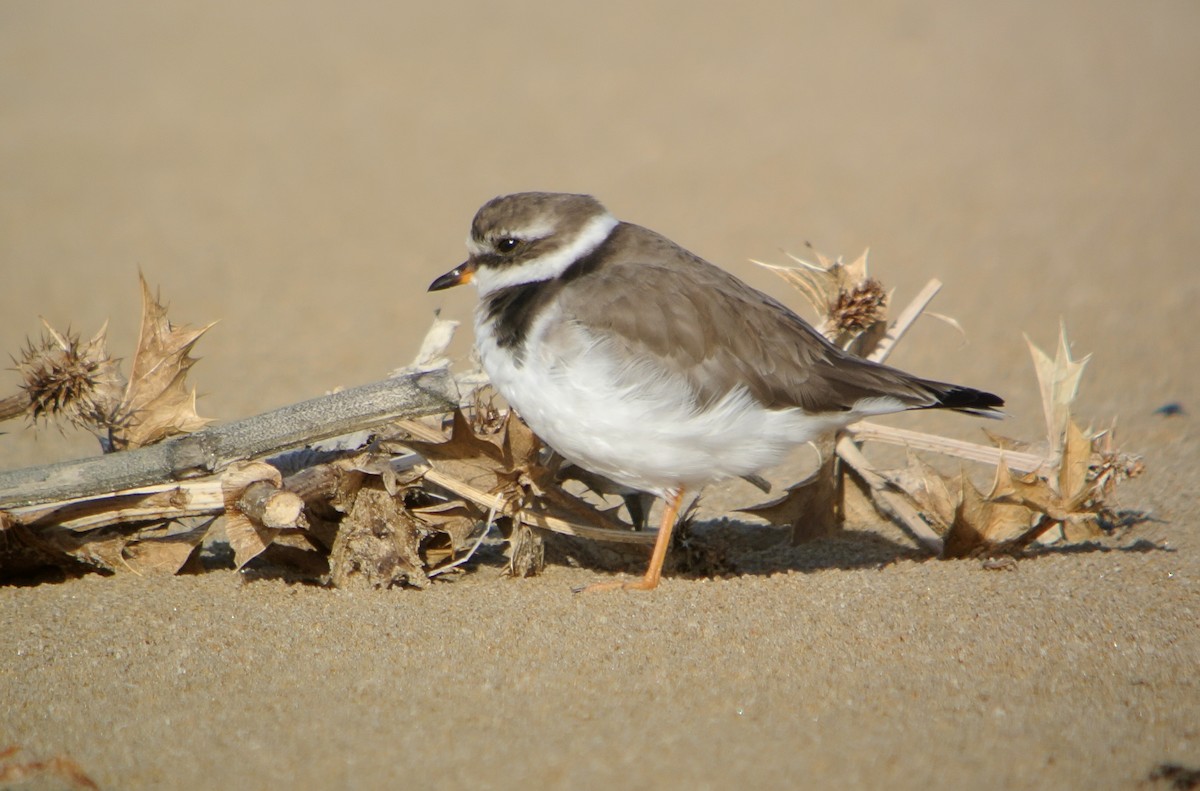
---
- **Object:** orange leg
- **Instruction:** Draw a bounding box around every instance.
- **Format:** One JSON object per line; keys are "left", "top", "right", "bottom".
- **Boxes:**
{"left": 580, "top": 488, "right": 685, "bottom": 593}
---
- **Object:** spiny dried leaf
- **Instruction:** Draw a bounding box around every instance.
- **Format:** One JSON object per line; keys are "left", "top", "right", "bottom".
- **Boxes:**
{"left": 739, "top": 450, "right": 842, "bottom": 540}
{"left": 1026, "top": 325, "right": 1090, "bottom": 458}
{"left": 896, "top": 452, "right": 959, "bottom": 531}
{"left": 500, "top": 410, "right": 541, "bottom": 472}
{"left": 983, "top": 421, "right": 1107, "bottom": 547}
{"left": 33, "top": 518, "right": 210, "bottom": 576}
{"left": 406, "top": 409, "right": 507, "bottom": 493}
{"left": 16, "top": 320, "right": 125, "bottom": 433}
{"left": 943, "top": 476, "right": 1034, "bottom": 558}
{"left": 410, "top": 499, "right": 484, "bottom": 551}
{"left": 1059, "top": 418, "right": 1093, "bottom": 502}
{"left": 112, "top": 275, "right": 214, "bottom": 449}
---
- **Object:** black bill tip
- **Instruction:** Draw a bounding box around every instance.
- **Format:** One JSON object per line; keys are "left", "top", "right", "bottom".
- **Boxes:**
{"left": 428, "top": 261, "right": 475, "bottom": 292}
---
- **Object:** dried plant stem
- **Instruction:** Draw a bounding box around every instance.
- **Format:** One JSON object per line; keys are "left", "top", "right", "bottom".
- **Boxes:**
{"left": 6, "top": 479, "right": 227, "bottom": 532}
{"left": 832, "top": 278, "right": 989, "bottom": 555}
{"left": 0, "top": 392, "right": 31, "bottom": 423}
{"left": 836, "top": 437, "right": 944, "bottom": 555}
{"left": 236, "top": 480, "right": 305, "bottom": 529}
{"left": 0, "top": 370, "right": 457, "bottom": 509}
{"left": 847, "top": 421, "right": 1046, "bottom": 473}
{"left": 868, "top": 278, "right": 942, "bottom": 364}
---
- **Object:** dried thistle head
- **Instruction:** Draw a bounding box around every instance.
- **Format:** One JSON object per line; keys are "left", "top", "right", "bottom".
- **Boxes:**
{"left": 1090, "top": 425, "right": 1146, "bottom": 499}
{"left": 829, "top": 278, "right": 888, "bottom": 335}
{"left": 754, "top": 248, "right": 889, "bottom": 344}
{"left": 16, "top": 321, "right": 125, "bottom": 433}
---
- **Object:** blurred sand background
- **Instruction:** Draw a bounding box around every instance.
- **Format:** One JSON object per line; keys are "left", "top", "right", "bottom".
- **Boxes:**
{"left": 1, "top": 1, "right": 1198, "bottom": 789}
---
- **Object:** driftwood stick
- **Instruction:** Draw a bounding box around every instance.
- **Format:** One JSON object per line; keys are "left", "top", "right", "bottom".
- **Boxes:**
{"left": 5, "top": 464, "right": 309, "bottom": 534}
{"left": 0, "top": 370, "right": 456, "bottom": 509}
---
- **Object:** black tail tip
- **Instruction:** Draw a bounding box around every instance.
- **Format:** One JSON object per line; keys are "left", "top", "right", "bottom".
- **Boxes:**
{"left": 935, "top": 385, "right": 1005, "bottom": 416}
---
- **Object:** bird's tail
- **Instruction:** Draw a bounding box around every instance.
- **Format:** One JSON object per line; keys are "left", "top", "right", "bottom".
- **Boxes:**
{"left": 916, "top": 381, "right": 1005, "bottom": 418}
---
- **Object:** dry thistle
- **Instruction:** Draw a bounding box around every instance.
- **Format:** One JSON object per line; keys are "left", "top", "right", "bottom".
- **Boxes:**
{"left": 829, "top": 278, "right": 889, "bottom": 334}
{"left": 753, "top": 248, "right": 890, "bottom": 350}
{"left": 1090, "top": 423, "right": 1145, "bottom": 499}
{"left": 16, "top": 321, "right": 125, "bottom": 434}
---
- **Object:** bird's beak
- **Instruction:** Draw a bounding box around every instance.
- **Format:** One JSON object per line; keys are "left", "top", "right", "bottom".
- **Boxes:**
{"left": 428, "top": 260, "right": 476, "bottom": 292}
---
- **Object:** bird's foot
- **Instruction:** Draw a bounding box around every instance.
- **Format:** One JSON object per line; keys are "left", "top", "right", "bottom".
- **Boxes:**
{"left": 573, "top": 576, "right": 661, "bottom": 594}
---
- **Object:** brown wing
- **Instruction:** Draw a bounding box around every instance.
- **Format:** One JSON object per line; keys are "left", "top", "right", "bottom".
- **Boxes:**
{"left": 560, "top": 223, "right": 959, "bottom": 413}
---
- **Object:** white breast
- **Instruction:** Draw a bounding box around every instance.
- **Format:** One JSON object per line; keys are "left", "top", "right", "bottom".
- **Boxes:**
{"left": 474, "top": 301, "right": 855, "bottom": 496}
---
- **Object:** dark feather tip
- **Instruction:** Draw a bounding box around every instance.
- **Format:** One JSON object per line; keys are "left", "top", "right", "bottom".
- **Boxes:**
{"left": 933, "top": 385, "right": 1006, "bottom": 417}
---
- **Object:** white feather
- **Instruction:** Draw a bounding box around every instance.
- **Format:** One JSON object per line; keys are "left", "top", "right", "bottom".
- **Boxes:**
{"left": 475, "top": 301, "right": 879, "bottom": 496}
{"left": 471, "top": 212, "right": 619, "bottom": 295}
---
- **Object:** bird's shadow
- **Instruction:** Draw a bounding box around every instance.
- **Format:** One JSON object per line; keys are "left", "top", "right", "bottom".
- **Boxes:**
{"left": 542, "top": 509, "right": 1170, "bottom": 580}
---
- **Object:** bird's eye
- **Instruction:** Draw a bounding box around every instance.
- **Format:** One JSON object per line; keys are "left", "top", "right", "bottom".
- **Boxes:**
{"left": 496, "top": 237, "right": 519, "bottom": 253}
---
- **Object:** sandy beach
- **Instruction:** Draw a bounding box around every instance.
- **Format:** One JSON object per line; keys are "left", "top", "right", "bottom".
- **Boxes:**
{"left": 2, "top": 2, "right": 1197, "bottom": 788}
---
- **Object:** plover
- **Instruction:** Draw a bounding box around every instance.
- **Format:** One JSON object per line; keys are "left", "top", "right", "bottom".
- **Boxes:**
{"left": 430, "top": 192, "right": 1003, "bottom": 591}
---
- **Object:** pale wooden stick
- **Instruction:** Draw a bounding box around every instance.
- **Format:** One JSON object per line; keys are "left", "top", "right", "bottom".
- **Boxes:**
{"left": 846, "top": 421, "right": 1047, "bottom": 474}
{"left": 868, "top": 278, "right": 942, "bottom": 364}
{"left": 5, "top": 469, "right": 310, "bottom": 534}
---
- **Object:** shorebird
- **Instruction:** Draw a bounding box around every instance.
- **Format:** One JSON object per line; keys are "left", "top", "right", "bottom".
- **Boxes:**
{"left": 430, "top": 192, "right": 1002, "bottom": 591}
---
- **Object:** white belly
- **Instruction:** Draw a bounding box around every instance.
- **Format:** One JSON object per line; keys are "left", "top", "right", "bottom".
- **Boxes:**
{"left": 475, "top": 305, "right": 849, "bottom": 496}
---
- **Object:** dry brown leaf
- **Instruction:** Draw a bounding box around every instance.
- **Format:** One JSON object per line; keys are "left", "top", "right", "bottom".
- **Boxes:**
{"left": 985, "top": 419, "right": 1104, "bottom": 547}
{"left": 890, "top": 451, "right": 959, "bottom": 532}
{"left": 109, "top": 519, "right": 212, "bottom": 575}
{"left": 410, "top": 499, "right": 484, "bottom": 557}
{"left": 942, "top": 475, "right": 1034, "bottom": 558}
{"left": 28, "top": 518, "right": 210, "bottom": 576}
{"left": 739, "top": 450, "right": 842, "bottom": 540}
{"left": 499, "top": 410, "right": 541, "bottom": 472}
{"left": 111, "top": 275, "right": 214, "bottom": 449}
{"left": 405, "top": 409, "right": 508, "bottom": 494}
